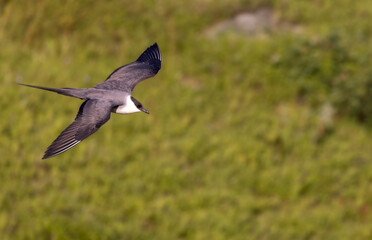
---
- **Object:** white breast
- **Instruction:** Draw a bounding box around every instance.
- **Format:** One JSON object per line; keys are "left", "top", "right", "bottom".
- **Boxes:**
{"left": 114, "top": 95, "right": 140, "bottom": 114}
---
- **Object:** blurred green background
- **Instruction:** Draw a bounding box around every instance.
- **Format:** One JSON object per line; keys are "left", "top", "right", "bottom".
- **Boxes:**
{"left": 1, "top": 0, "right": 372, "bottom": 239}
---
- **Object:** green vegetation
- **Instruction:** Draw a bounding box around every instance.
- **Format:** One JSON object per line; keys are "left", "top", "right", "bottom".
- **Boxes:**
{"left": 1, "top": 0, "right": 372, "bottom": 239}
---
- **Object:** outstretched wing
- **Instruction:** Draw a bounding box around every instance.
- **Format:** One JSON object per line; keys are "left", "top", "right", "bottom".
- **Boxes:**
{"left": 43, "top": 100, "right": 113, "bottom": 159}
{"left": 94, "top": 43, "right": 161, "bottom": 92}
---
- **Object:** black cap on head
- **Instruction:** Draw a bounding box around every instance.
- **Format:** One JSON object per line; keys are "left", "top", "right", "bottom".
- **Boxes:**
{"left": 131, "top": 96, "right": 149, "bottom": 114}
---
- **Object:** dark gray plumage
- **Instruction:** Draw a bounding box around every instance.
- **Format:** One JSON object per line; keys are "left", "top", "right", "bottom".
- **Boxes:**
{"left": 95, "top": 43, "right": 161, "bottom": 91}
{"left": 19, "top": 43, "right": 161, "bottom": 159}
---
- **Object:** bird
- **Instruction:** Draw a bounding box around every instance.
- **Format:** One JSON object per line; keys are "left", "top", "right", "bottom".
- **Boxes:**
{"left": 19, "top": 43, "right": 161, "bottom": 159}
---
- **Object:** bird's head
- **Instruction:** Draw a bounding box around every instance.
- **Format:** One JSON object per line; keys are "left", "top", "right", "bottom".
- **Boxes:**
{"left": 131, "top": 96, "right": 149, "bottom": 114}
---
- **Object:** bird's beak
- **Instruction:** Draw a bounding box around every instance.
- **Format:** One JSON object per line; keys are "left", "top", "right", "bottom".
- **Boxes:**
{"left": 139, "top": 107, "right": 149, "bottom": 114}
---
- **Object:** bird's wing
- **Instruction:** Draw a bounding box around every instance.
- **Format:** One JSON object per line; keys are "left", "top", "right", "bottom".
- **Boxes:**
{"left": 94, "top": 43, "right": 161, "bottom": 92}
{"left": 43, "top": 100, "right": 113, "bottom": 159}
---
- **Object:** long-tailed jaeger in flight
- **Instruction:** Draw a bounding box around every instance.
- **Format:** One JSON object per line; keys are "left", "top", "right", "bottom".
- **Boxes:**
{"left": 19, "top": 43, "right": 161, "bottom": 159}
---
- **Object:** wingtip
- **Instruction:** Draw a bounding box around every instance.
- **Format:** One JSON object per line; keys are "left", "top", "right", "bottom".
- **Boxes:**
{"left": 42, "top": 139, "right": 81, "bottom": 160}
{"left": 42, "top": 151, "right": 54, "bottom": 160}
{"left": 136, "top": 42, "right": 161, "bottom": 63}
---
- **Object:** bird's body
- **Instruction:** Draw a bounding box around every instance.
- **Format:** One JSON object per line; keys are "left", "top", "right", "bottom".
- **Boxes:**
{"left": 19, "top": 43, "right": 161, "bottom": 159}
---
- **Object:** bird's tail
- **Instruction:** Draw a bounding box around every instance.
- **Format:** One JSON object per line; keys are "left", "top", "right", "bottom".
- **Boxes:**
{"left": 18, "top": 83, "right": 89, "bottom": 100}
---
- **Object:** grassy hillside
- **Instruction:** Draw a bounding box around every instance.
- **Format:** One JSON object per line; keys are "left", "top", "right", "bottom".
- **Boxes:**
{"left": 1, "top": 0, "right": 372, "bottom": 239}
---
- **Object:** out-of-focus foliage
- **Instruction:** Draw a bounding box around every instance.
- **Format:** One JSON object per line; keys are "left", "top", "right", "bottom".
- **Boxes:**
{"left": 1, "top": 0, "right": 372, "bottom": 239}
{"left": 273, "top": 32, "right": 372, "bottom": 124}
